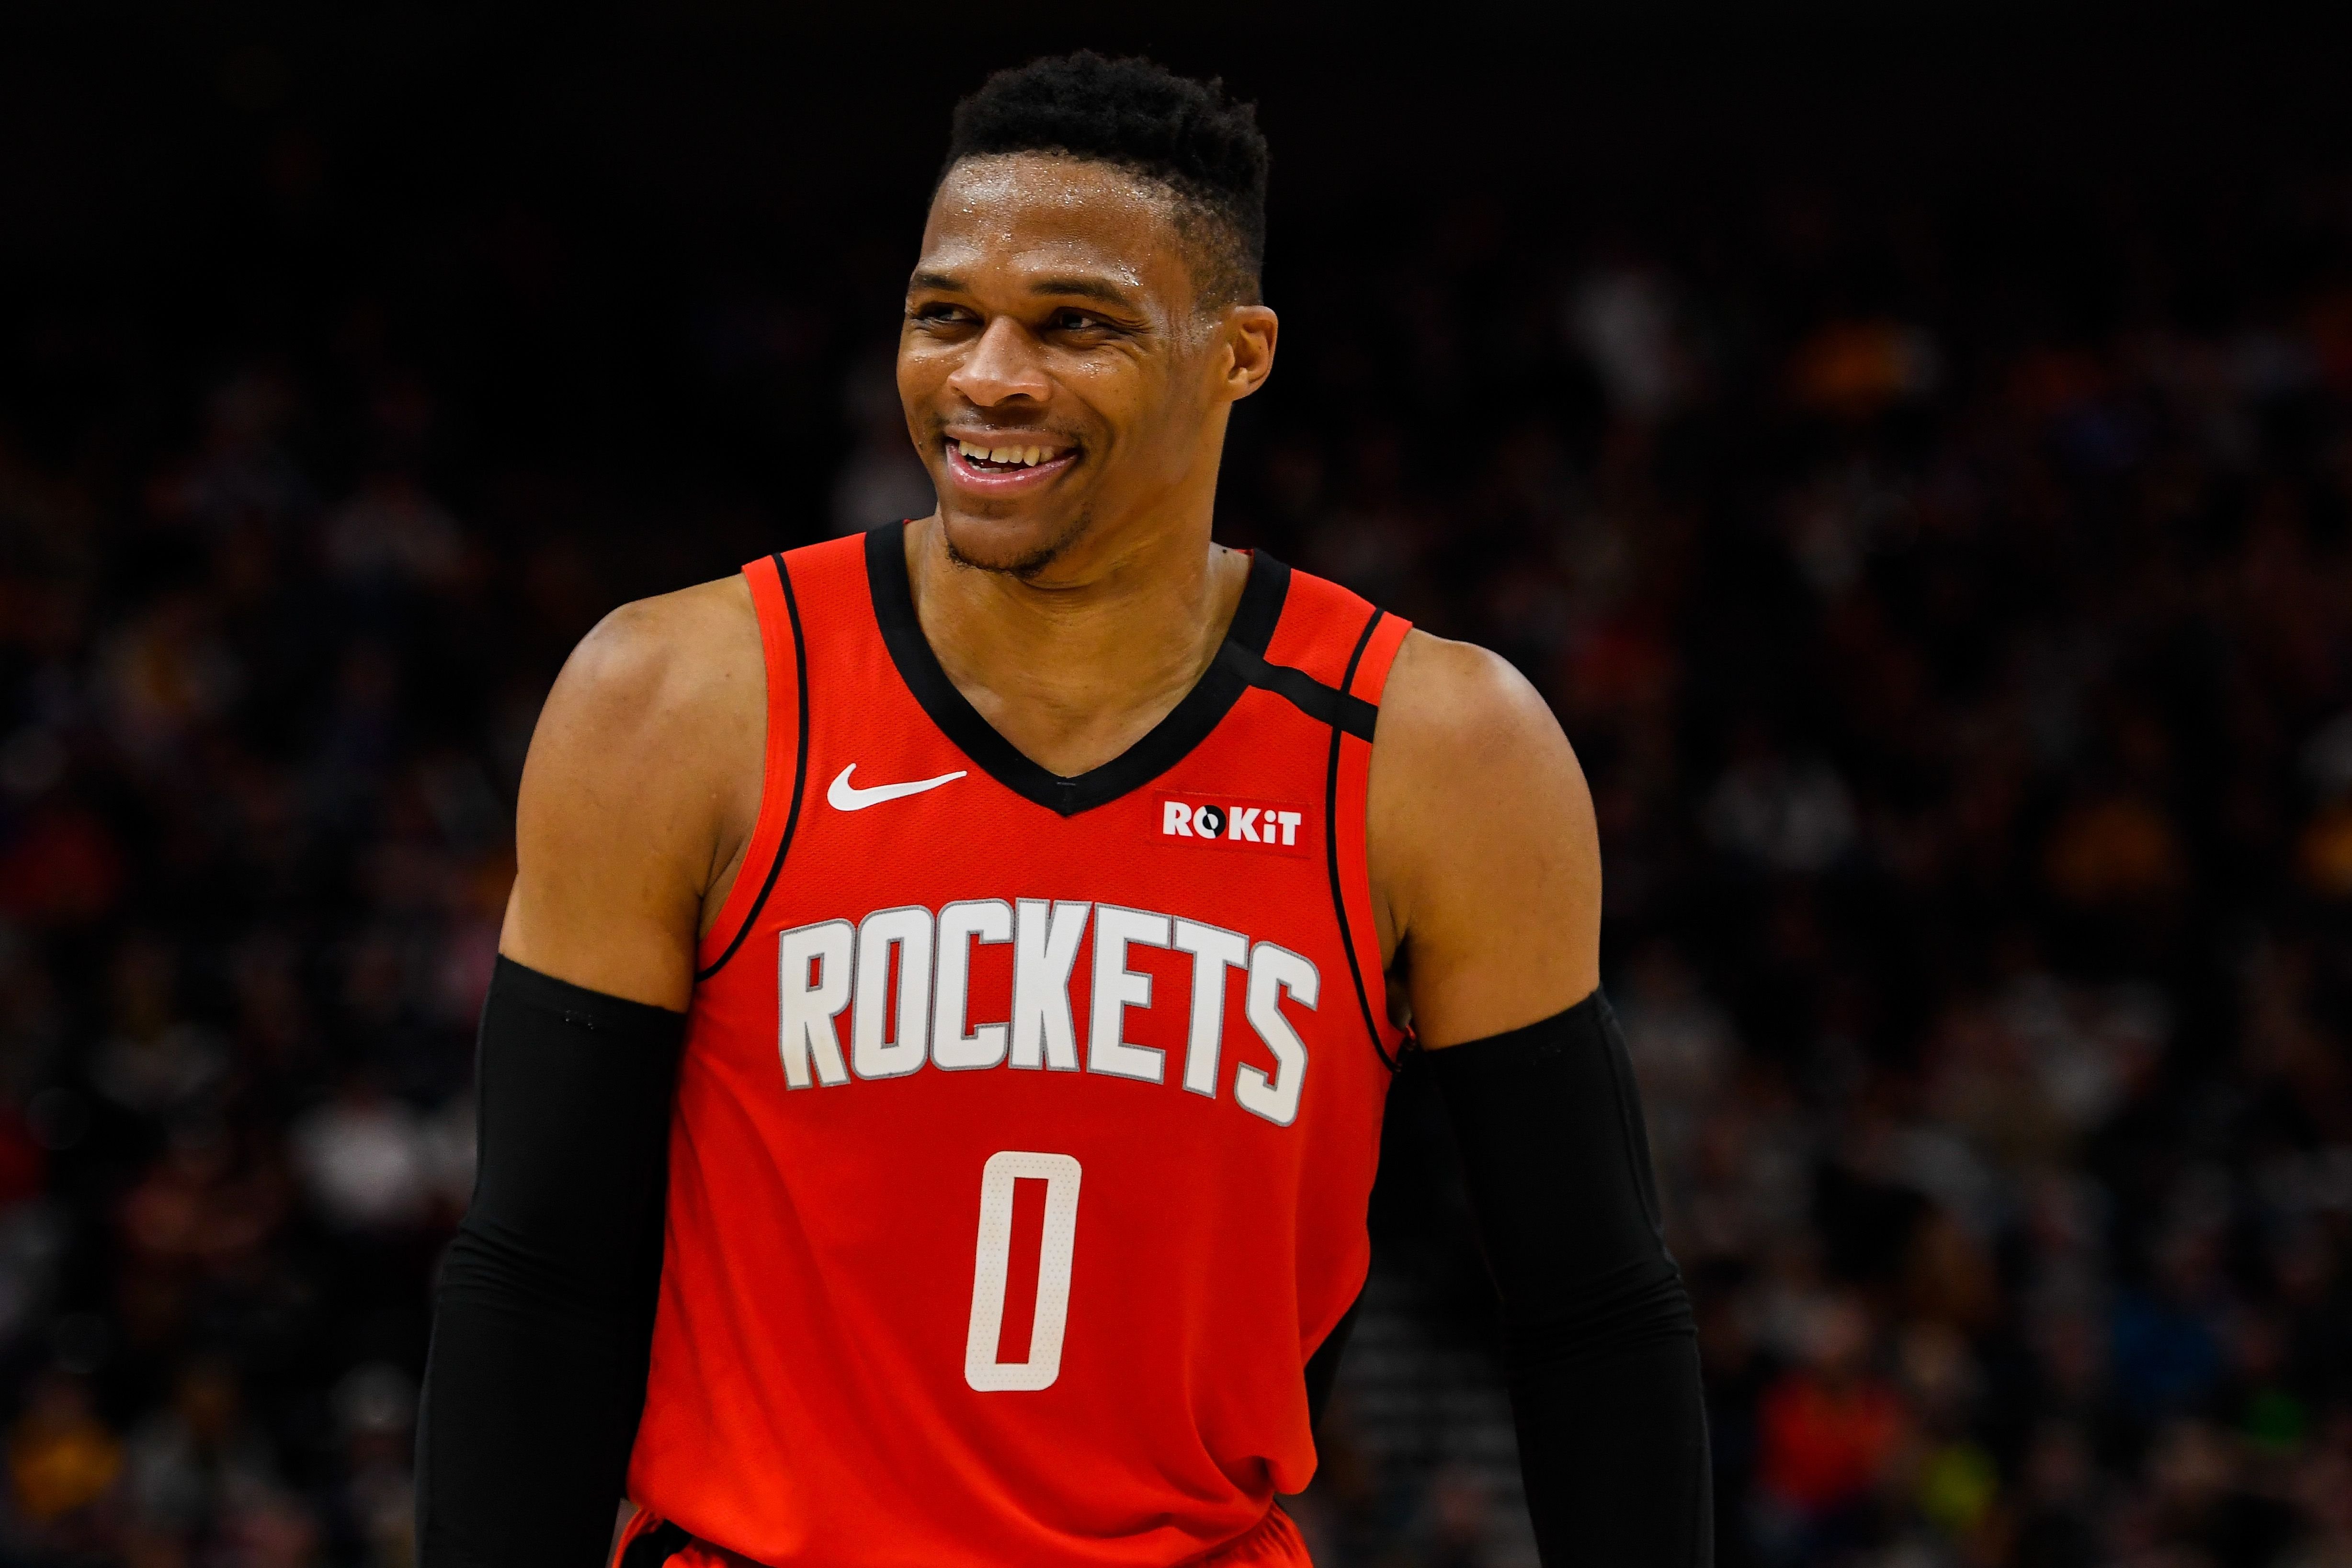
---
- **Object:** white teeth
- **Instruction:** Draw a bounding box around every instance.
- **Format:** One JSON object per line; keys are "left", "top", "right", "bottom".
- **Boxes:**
{"left": 953, "top": 439, "right": 1064, "bottom": 468}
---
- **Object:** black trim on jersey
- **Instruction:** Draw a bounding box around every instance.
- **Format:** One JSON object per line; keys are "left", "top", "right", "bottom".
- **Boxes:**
{"left": 617, "top": 1520, "right": 690, "bottom": 1568}
{"left": 1324, "top": 607, "right": 1398, "bottom": 1072}
{"left": 866, "top": 523, "right": 1291, "bottom": 817}
{"left": 696, "top": 553, "right": 810, "bottom": 982}
{"left": 1214, "top": 639, "right": 1379, "bottom": 741}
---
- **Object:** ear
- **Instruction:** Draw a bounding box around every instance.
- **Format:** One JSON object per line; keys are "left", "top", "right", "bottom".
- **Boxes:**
{"left": 1218, "top": 306, "right": 1279, "bottom": 402}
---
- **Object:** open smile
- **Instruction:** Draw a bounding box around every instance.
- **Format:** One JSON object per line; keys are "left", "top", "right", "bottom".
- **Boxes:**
{"left": 941, "top": 436, "right": 1079, "bottom": 495}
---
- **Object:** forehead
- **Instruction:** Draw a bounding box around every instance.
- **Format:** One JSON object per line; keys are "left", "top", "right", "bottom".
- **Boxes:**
{"left": 920, "top": 154, "right": 1191, "bottom": 294}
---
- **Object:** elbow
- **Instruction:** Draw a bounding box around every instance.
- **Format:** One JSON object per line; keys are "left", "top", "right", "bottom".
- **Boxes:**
{"left": 1500, "top": 1255, "right": 1695, "bottom": 1378}
{"left": 434, "top": 1211, "right": 644, "bottom": 1320}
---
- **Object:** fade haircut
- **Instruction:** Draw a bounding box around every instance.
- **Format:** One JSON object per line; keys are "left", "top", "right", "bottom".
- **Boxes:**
{"left": 942, "top": 52, "right": 1270, "bottom": 312}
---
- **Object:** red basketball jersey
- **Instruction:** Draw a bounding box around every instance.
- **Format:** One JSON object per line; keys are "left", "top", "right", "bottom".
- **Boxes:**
{"left": 626, "top": 525, "right": 1412, "bottom": 1565}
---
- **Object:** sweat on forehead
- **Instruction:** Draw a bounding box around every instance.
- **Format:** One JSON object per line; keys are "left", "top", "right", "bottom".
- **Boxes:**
{"left": 930, "top": 151, "right": 1258, "bottom": 312}
{"left": 939, "top": 151, "right": 1176, "bottom": 212}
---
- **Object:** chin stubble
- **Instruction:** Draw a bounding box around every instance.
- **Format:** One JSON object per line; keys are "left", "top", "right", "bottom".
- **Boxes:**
{"left": 941, "top": 510, "right": 1094, "bottom": 583}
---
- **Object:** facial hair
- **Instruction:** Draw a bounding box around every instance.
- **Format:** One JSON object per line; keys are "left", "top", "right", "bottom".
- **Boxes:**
{"left": 941, "top": 507, "right": 1095, "bottom": 583}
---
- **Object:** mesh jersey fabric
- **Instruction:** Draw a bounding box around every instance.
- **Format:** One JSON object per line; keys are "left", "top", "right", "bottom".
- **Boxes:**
{"left": 627, "top": 525, "right": 1411, "bottom": 1566}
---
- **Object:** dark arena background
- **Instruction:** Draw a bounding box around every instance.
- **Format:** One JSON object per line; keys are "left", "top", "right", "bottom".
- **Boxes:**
{"left": 3, "top": 9, "right": 2352, "bottom": 1566}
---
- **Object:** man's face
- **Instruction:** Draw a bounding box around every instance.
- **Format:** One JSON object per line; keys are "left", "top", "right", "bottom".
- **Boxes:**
{"left": 899, "top": 152, "right": 1272, "bottom": 577}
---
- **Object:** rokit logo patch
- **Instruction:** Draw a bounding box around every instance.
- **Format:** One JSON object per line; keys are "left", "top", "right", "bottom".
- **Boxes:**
{"left": 1159, "top": 795, "right": 1311, "bottom": 858}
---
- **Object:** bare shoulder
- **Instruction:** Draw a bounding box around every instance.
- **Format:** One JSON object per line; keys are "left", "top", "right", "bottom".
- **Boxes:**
{"left": 539, "top": 575, "right": 761, "bottom": 743}
{"left": 521, "top": 574, "right": 763, "bottom": 829}
{"left": 504, "top": 573, "right": 765, "bottom": 1007}
{"left": 1375, "top": 630, "right": 1571, "bottom": 783}
{"left": 1368, "top": 629, "right": 1601, "bottom": 1047}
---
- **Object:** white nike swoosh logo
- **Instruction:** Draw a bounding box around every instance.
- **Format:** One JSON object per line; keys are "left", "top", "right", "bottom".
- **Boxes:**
{"left": 827, "top": 763, "right": 969, "bottom": 811}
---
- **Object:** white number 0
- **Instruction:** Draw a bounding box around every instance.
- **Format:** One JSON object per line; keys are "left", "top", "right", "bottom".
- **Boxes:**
{"left": 964, "top": 1150, "right": 1082, "bottom": 1392}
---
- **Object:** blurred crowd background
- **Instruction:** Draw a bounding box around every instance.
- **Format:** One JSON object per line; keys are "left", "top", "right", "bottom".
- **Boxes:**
{"left": 4, "top": 12, "right": 2351, "bottom": 1568}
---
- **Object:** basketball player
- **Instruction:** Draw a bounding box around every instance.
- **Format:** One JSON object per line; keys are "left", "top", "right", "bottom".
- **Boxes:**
{"left": 418, "top": 54, "right": 1709, "bottom": 1568}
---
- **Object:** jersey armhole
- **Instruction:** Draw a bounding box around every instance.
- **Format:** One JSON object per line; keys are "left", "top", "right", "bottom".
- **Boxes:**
{"left": 1330, "top": 608, "right": 1415, "bottom": 1068}
{"left": 1346, "top": 613, "right": 1413, "bottom": 707}
{"left": 694, "top": 552, "right": 807, "bottom": 980}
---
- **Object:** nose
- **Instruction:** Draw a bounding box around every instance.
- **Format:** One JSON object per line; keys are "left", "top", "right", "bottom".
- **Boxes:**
{"left": 947, "top": 316, "right": 1051, "bottom": 408}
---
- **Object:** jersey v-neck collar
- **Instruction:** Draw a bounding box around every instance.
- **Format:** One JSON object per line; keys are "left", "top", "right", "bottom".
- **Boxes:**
{"left": 864, "top": 523, "right": 1291, "bottom": 818}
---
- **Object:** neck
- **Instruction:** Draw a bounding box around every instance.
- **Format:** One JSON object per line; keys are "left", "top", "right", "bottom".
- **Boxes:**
{"left": 904, "top": 510, "right": 1250, "bottom": 778}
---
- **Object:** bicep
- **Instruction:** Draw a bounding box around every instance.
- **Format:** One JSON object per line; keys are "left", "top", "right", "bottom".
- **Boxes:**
{"left": 500, "top": 609, "right": 728, "bottom": 1011}
{"left": 1371, "top": 634, "right": 1601, "bottom": 1049}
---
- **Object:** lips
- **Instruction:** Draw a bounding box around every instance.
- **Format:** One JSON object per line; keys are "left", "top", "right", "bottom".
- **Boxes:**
{"left": 941, "top": 436, "right": 1079, "bottom": 496}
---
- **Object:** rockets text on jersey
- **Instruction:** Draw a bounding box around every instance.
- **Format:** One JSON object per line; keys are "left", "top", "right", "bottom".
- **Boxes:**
{"left": 626, "top": 524, "right": 1411, "bottom": 1567}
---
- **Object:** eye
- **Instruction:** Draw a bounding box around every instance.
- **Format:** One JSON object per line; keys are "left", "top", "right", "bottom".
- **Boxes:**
{"left": 1050, "top": 309, "right": 1108, "bottom": 333}
{"left": 910, "top": 302, "right": 977, "bottom": 328}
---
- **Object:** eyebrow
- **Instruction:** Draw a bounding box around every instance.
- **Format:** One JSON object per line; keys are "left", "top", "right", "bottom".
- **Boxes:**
{"left": 908, "top": 271, "right": 1141, "bottom": 308}
{"left": 1024, "top": 275, "right": 1139, "bottom": 307}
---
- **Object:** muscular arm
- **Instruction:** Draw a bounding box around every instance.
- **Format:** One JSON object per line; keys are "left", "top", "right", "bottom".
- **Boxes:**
{"left": 500, "top": 577, "right": 766, "bottom": 1006}
{"left": 1368, "top": 633, "right": 1600, "bottom": 1044}
{"left": 1370, "top": 633, "right": 1712, "bottom": 1567}
{"left": 417, "top": 580, "right": 763, "bottom": 1568}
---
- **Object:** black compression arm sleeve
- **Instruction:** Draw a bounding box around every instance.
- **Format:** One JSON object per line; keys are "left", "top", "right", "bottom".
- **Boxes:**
{"left": 1427, "top": 991, "right": 1713, "bottom": 1567}
{"left": 416, "top": 957, "right": 686, "bottom": 1568}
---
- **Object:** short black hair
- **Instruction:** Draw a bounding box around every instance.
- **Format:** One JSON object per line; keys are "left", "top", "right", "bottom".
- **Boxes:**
{"left": 942, "top": 52, "right": 1269, "bottom": 310}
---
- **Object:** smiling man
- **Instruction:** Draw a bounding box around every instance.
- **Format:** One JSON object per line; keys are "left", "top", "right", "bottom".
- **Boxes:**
{"left": 417, "top": 53, "right": 1709, "bottom": 1568}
